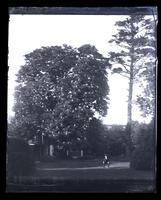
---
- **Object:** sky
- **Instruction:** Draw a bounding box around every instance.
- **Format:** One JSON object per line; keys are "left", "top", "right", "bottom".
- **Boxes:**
{"left": 8, "top": 14, "right": 150, "bottom": 125}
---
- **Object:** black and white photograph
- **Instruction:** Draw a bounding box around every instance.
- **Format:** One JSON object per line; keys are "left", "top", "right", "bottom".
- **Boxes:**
{"left": 7, "top": 7, "right": 157, "bottom": 193}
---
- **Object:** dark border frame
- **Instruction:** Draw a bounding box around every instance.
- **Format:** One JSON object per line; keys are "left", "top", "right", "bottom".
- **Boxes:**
{"left": 0, "top": 2, "right": 160, "bottom": 199}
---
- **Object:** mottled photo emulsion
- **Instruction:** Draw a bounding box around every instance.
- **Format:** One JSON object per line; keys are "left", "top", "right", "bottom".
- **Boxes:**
{"left": 7, "top": 7, "right": 157, "bottom": 193}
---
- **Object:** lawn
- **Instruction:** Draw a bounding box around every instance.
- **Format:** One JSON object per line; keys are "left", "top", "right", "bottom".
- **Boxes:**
{"left": 36, "top": 159, "right": 103, "bottom": 168}
{"left": 7, "top": 159, "right": 156, "bottom": 192}
{"left": 33, "top": 159, "right": 155, "bottom": 181}
{"left": 35, "top": 167, "right": 155, "bottom": 181}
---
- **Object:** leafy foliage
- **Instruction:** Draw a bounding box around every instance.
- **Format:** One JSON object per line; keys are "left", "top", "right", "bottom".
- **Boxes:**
{"left": 12, "top": 44, "right": 110, "bottom": 151}
{"left": 86, "top": 118, "right": 107, "bottom": 156}
{"left": 130, "top": 119, "right": 155, "bottom": 170}
{"left": 7, "top": 138, "right": 35, "bottom": 177}
{"left": 136, "top": 16, "right": 157, "bottom": 117}
{"left": 104, "top": 125, "right": 127, "bottom": 156}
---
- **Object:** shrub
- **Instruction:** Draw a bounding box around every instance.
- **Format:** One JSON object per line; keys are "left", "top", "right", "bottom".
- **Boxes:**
{"left": 105, "top": 125, "right": 127, "bottom": 157}
{"left": 130, "top": 121, "right": 155, "bottom": 170}
{"left": 7, "top": 137, "right": 35, "bottom": 178}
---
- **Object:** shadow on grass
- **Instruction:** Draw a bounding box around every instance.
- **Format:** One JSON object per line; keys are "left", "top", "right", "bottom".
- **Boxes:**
{"left": 6, "top": 179, "right": 155, "bottom": 193}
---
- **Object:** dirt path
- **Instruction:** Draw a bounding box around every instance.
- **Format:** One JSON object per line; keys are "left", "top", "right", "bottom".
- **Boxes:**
{"left": 37, "top": 162, "right": 130, "bottom": 171}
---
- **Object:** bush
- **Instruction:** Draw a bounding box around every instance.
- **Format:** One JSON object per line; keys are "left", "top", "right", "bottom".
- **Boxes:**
{"left": 7, "top": 137, "right": 35, "bottom": 178}
{"left": 130, "top": 121, "right": 155, "bottom": 170}
{"left": 86, "top": 118, "right": 107, "bottom": 156}
{"left": 105, "top": 125, "right": 127, "bottom": 157}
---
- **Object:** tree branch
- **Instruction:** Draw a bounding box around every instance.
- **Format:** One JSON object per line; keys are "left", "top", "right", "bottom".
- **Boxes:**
{"left": 133, "top": 59, "right": 147, "bottom": 77}
{"left": 122, "top": 64, "right": 130, "bottom": 73}
{"left": 135, "top": 25, "right": 149, "bottom": 36}
{"left": 117, "top": 43, "right": 131, "bottom": 50}
{"left": 120, "top": 74, "right": 130, "bottom": 79}
{"left": 111, "top": 61, "right": 130, "bottom": 74}
{"left": 114, "top": 72, "right": 130, "bottom": 79}
{"left": 133, "top": 57, "right": 144, "bottom": 67}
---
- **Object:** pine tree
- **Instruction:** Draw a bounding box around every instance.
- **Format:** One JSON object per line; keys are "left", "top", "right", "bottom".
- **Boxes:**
{"left": 136, "top": 15, "right": 157, "bottom": 118}
{"left": 108, "top": 15, "right": 156, "bottom": 154}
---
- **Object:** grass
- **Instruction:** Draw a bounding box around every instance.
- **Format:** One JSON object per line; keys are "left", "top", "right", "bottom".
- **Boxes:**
{"left": 36, "top": 159, "right": 102, "bottom": 168}
{"left": 35, "top": 167, "right": 155, "bottom": 181}
{"left": 35, "top": 157, "right": 130, "bottom": 168}
{"left": 7, "top": 159, "right": 155, "bottom": 192}
{"left": 34, "top": 159, "right": 155, "bottom": 181}
{"left": 7, "top": 167, "right": 155, "bottom": 193}
{"left": 7, "top": 159, "right": 155, "bottom": 184}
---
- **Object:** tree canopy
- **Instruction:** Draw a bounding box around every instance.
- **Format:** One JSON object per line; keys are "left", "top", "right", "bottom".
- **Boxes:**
{"left": 136, "top": 16, "right": 157, "bottom": 118}
{"left": 12, "top": 44, "right": 110, "bottom": 151}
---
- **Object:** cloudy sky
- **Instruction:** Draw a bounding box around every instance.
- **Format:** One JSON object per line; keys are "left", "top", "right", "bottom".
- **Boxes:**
{"left": 8, "top": 14, "right": 149, "bottom": 125}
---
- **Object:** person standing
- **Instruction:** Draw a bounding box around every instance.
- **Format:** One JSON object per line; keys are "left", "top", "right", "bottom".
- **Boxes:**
{"left": 103, "top": 154, "right": 110, "bottom": 168}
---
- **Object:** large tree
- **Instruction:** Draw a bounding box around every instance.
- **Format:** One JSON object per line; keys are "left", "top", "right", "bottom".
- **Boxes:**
{"left": 50, "top": 45, "right": 109, "bottom": 151}
{"left": 108, "top": 15, "right": 156, "bottom": 154}
{"left": 136, "top": 15, "right": 157, "bottom": 118}
{"left": 12, "top": 44, "right": 109, "bottom": 152}
{"left": 13, "top": 45, "right": 78, "bottom": 140}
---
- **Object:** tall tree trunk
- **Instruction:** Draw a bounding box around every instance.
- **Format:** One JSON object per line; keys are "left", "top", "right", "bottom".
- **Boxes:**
{"left": 126, "top": 17, "right": 135, "bottom": 156}
{"left": 126, "top": 71, "right": 134, "bottom": 156}
{"left": 128, "top": 77, "right": 133, "bottom": 124}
